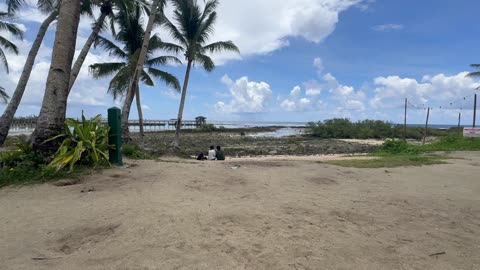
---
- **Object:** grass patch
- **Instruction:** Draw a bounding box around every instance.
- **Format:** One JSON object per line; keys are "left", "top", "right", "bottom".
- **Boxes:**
{"left": 122, "top": 144, "right": 154, "bottom": 159}
{"left": 0, "top": 165, "right": 95, "bottom": 188}
{"left": 418, "top": 136, "right": 480, "bottom": 152}
{"left": 326, "top": 155, "right": 447, "bottom": 168}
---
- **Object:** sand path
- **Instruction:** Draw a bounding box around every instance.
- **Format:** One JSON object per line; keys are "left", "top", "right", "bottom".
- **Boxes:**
{"left": 1, "top": 152, "right": 479, "bottom": 270}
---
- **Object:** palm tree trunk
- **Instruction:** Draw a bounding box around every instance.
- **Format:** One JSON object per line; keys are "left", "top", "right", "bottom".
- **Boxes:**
{"left": 121, "top": 82, "right": 136, "bottom": 143}
{"left": 172, "top": 60, "right": 192, "bottom": 148}
{"left": 30, "top": 0, "right": 82, "bottom": 155}
{"left": 68, "top": 11, "right": 107, "bottom": 93}
{"left": 122, "top": 0, "right": 160, "bottom": 142}
{"left": 135, "top": 85, "right": 145, "bottom": 145}
{"left": 0, "top": 11, "right": 58, "bottom": 146}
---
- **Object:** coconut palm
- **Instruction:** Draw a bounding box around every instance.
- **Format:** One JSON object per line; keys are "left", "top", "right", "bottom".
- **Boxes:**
{"left": 123, "top": 0, "right": 163, "bottom": 143}
{"left": 0, "top": 11, "right": 23, "bottom": 73}
{"left": 467, "top": 64, "right": 480, "bottom": 89}
{"left": 89, "top": 4, "right": 181, "bottom": 142}
{"left": 0, "top": 0, "right": 59, "bottom": 145}
{"left": 163, "top": 0, "right": 239, "bottom": 148}
{"left": 0, "top": 11, "right": 24, "bottom": 104}
{"left": 0, "top": 86, "right": 9, "bottom": 103}
{"left": 30, "top": 0, "right": 82, "bottom": 153}
{"left": 68, "top": 0, "right": 150, "bottom": 93}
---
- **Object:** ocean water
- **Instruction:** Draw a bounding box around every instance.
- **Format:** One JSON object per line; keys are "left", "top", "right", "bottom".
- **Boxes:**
{"left": 6, "top": 121, "right": 474, "bottom": 137}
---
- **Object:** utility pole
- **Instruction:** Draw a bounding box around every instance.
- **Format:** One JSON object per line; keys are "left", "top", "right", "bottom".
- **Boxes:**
{"left": 458, "top": 112, "right": 461, "bottom": 128}
{"left": 474, "top": 94, "right": 477, "bottom": 128}
{"left": 404, "top": 98, "right": 407, "bottom": 141}
{"left": 423, "top": 107, "right": 430, "bottom": 145}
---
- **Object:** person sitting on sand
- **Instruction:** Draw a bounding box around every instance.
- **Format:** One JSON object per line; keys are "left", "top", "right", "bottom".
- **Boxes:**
{"left": 207, "top": 146, "right": 216, "bottom": 160}
{"left": 196, "top": 152, "right": 207, "bottom": 160}
{"left": 216, "top": 146, "right": 225, "bottom": 160}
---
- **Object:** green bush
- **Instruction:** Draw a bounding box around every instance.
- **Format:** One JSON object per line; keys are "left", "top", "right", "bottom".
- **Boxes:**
{"left": 46, "top": 114, "right": 110, "bottom": 173}
{"left": 308, "top": 118, "right": 393, "bottom": 139}
{"left": 378, "top": 140, "right": 418, "bottom": 155}
{"left": 420, "top": 136, "right": 480, "bottom": 151}
{"left": 199, "top": 123, "right": 217, "bottom": 132}
{"left": 122, "top": 144, "right": 150, "bottom": 159}
{"left": 0, "top": 138, "right": 43, "bottom": 169}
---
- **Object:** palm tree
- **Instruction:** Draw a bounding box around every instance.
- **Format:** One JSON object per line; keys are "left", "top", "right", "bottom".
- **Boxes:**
{"left": 0, "top": 0, "right": 59, "bottom": 145}
{"left": 163, "top": 0, "right": 239, "bottom": 148}
{"left": 67, "top": 0, "right": 149, "bottom": 93}
{"left": 0, "top": 11, "right": 24, "bottom": 104}
{"left": 124, "top": 0, "right": 162, "bottom": 143}
{"left": 467, "top": 64, "right": 480, "bottom": 89}
{"left": 0, "top": 11, "right": 23, "bottom": 73}
{"left": 0, "top": 86, "right": 9, "bottom": 103}
{"left": 89, "top": 4, "right": 181, "bottom": 142}
{"left": 30, "top": 0, "right": 82, "bottom": 153}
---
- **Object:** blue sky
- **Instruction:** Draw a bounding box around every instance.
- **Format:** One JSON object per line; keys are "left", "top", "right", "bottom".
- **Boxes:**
{"left": 1, "top": 0, "right": 479, "bottom": 125}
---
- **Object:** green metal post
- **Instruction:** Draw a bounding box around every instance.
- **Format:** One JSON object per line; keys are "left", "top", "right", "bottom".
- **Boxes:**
{"left": 108, "top": 107, "right": 123, "bottom": 166}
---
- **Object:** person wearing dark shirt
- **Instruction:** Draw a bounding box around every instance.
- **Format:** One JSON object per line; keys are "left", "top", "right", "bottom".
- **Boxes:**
{"left": 216, "top": 145, "right": 225, "bottom": 160}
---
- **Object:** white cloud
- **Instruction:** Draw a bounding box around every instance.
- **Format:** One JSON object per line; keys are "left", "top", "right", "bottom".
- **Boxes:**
{"left": 313, "top": 57, "right": 324, "bottom": 75}
{"left": 159, "top": 0, "right": 368, "bottom": 64}
{"left": 160, "top": 89, "right": 180, "bottom": 100}
{"left": 323, "top": 73, "right": 366, "bottom": 111}
{"left": 215, "top": 75, "right": 272, "bottom": 113}
{"left": 371, "top": 72, "right": 480, "bottom": 109}
{"left": 373, "top": 24, "right": 404, "bottom": 32}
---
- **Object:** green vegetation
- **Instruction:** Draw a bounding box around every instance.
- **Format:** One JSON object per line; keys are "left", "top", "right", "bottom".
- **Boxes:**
{"left": 308, "top": 119, "right": 393, "bottom": 139}
{"left": 326, "top": 155, "right": 447, "bottom": 168}
{"left": 1, "top": 115, "right": 110, "bottom": 187}
{"left": 0, "top": 137, "right": 87, "bottom": 187}
{"left": 419, "top": 136, "right": 480, "bottom": 151}
{"left": 122, "top": 144, "right": 153, "bottom": 159}
{"left": 326, "top": 136, "right": 479, "bottom": 168}
{"left": 307, "top": 118, "right": 463, "bottom": 139}
{"left": 46, "top": 114, "right": 110, "bottom": 172}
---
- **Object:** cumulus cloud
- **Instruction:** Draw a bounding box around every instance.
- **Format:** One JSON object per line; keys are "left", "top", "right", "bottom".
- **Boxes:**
{"left": 370, "top": 72, "right": 480, "bottom": 109}
{"left": 159, "top": 0, "right": 369, "bottom": 64}
{"left": 215, "top": 75, "right": 272, "bottom": 113}
{"left": 373, "top": 24, "right": 404, "bottom": 32}
{"left": 280, "top": 85, "right": 323, "bottom": 112}
{"left": 323, "top": 73, "right": 366, "bottom": 111}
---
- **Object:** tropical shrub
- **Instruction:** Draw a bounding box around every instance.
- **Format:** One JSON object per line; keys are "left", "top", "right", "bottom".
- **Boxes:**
{"left": 308, "top": 118, "right": 393, "bottom": 139}
{"left": 378, "top": 140, "right": 419, "bottom": 155}
{"left": 199, "top": 124, "right": 217, "bottom": 132}
{"left": 122, "top": 144, "right": 151, "bottom": 159}
{"left": 46, "top": 114, "right": 110, "bottom": 172}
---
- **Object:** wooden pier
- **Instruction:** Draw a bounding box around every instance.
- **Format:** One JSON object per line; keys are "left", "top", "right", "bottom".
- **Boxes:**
{"left": 9, "top": 118, "right": 206, "bottom": 134}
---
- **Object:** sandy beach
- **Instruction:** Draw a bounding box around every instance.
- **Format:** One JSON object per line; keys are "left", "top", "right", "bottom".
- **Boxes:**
{"left": 1, "top": 152, "right": 480, "bottom": 270}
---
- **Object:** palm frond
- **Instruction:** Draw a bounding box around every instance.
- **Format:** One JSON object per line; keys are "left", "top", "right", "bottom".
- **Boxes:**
{"left": 0, "top": 35, "right": 20, "bottom": 55}
{"left": 146, "top": 55, "right": 182, "bottom": 66}
{"left": 194, "top": 53, "right": 214, "bottom": 72}
{"left": 467, "top": 71, "right": 480, "bottom": 78}
{"left": 94, "top": 36, "right": 127, "bottom": 59}
{"left": 6, "top": 0, "right": 26, "bottom": 14}
{"left": 147, "top": 68, "right": 181, "bottom": 91}
{"left": 0, "top": 19, "right": 24, "bottom": 39}
{"left": 0, "top": 85, "right": 9, "bottom": 103}
{"left": 203, "top": 40, "right": 239, "bottom": 54}
{"left": 0, "top": 48, "right": 9, "bottom": 73}
{"left": 196, "top": 10, "right": 216, "bottom": 44}
{"left": 108, "top": 66, "right": 131, "bottom": 100}
{"left": 140, "top": 70, "right": 154, "bottom": 86}
{"left": 89, "top": 62, "right": 126, "bottom": 79}
{"left": 37, "top": 0, "right": 60, "bottom": 14}
{"left": 470, "top": 64, "right": 480, "bottom": 69}
{"left": 161, "top": 14, "right": 187, "bottom": 46}
{"left": 200, "top": 0, "right": 219, "bottom": 21}
{"left": 149, "top": 34, "right": 184, "bottom": 54}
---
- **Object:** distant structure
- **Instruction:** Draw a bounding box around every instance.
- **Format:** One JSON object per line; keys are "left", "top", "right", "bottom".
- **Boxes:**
{"left": 195, "top": 116, "right": 207, "bottom": 126}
